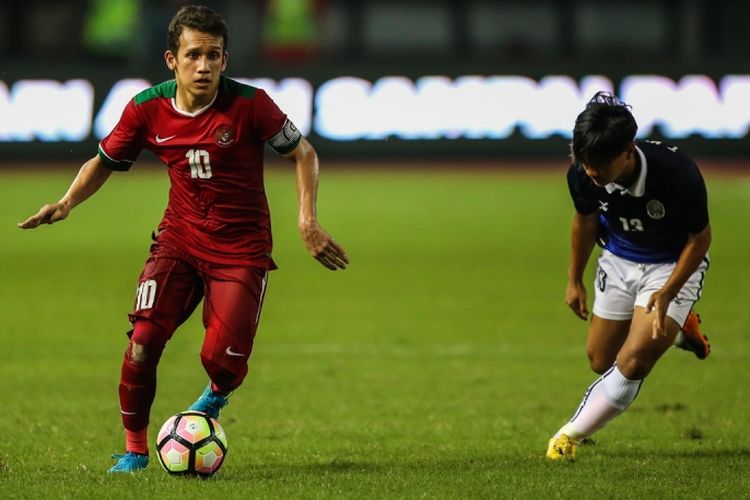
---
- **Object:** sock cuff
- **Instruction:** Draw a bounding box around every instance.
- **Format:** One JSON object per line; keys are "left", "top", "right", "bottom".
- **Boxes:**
{"left": 603, "top": 364, "right": 642, "bottom": 410}
{"left": 125, "top": 428, "right": 149, "bottom": 454}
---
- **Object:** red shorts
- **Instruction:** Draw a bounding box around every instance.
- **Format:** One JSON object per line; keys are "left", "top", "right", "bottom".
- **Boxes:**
{"left": 129, "top": 246, "right": 269, "bottom": 364}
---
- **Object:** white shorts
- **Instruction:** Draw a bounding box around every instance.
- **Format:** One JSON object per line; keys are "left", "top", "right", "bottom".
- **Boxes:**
{"left": 592, "top": 250, "right": 709, "bottom": 326}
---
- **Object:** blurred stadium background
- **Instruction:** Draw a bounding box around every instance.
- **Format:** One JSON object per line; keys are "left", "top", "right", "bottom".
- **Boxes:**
{"left": 2, "top": 0, "right": 750, "bottom": 162}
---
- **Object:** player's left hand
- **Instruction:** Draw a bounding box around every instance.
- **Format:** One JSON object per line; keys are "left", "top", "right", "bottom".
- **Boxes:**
{"left": 300, "top": 221, "right": 349, "bottom": 270}
{"left": 645, "top": 289, "right": 674, "bottom": 339}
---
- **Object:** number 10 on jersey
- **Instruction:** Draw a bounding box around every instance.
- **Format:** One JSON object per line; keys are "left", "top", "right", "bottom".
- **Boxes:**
{"left": 186, "top": 149, "right": 213, "bottom": 179}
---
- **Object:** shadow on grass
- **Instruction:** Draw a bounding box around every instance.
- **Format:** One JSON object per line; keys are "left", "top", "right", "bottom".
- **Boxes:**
{"left": 223, "top": 446, "right": 750, "bottom": 481}
{"left": 224, "top": 454, "right": 506, "bottom": 480}
{"left": 591, "top": 447, "right": 750, "bottom": 460}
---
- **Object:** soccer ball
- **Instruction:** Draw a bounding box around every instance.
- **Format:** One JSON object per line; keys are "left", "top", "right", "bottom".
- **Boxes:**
{"left": 156, "top": 411, "right": 228, "bottom": 478}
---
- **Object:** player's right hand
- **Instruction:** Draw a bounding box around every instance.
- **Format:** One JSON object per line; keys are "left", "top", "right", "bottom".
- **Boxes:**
{"left": 17, "top": 202, "right": 71, "bottom": 229}
{"left": 565, "top": 280, "right": 589, "bottom": 320}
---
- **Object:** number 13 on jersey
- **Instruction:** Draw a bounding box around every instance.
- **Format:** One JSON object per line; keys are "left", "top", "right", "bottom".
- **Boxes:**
{"left": 619, "top": 217, "right": 644, "bottom": 232}
{"left": 186, "top": 149, "right": 213, "bottom": 179}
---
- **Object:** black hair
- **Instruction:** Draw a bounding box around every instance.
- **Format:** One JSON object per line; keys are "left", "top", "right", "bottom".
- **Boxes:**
{"left": 167, "top": 5, "right": 228, "bottom": 54}
{"left": 571, "top": 91, "right": 638, "bottom": 167}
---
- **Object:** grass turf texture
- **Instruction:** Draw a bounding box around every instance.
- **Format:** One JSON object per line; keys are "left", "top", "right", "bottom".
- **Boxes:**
{"left": 1, "top": 163, "right": 749, "bottom": 499}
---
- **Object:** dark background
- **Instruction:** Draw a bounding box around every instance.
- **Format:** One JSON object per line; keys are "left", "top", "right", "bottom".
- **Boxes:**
{"left": 2, "top": 0, "right": 749, "bottom": 161}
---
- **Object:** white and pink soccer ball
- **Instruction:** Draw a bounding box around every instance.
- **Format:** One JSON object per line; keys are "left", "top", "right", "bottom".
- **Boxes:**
{"left": 156, "top": 411, "right": 228, "bottom": 478}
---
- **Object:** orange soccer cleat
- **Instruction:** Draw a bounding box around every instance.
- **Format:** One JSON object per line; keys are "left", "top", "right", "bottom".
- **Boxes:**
{"left": 676, "top": 312, "right": 711, "bottom": 360}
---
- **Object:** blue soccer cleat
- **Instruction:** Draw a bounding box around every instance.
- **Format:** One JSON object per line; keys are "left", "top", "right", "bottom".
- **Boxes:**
{"left": 108, "top": 451, "right": 148, "bottom": 474}
{"left": 188, "top": 383, "right": 230, "bottom": 419}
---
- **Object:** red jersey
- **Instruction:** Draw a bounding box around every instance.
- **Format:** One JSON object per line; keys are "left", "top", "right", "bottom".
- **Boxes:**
{"left": 99, "top": 77, "right": 299, "bottom": 269}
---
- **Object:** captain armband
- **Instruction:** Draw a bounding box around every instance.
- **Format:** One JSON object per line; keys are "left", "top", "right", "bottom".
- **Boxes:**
{"left": 267, "top": 119, "right": 302, "bottom": 155}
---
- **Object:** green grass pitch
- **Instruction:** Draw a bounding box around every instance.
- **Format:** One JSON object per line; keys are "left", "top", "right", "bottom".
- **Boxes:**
{"left": 1, "top": 162, "right": 749, "bottom": 498}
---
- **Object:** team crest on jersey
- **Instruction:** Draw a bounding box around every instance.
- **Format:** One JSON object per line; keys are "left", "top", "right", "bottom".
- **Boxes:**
{"left": 214, "top": 125, "right": 236, "bottom": 147}
{"left": 646, "top": 199, "right": 666, "bottom": 219}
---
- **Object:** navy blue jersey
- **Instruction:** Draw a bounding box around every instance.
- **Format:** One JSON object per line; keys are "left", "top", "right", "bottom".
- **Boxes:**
{"left": 567, "top": 140, "right": 709, "bottom": 263}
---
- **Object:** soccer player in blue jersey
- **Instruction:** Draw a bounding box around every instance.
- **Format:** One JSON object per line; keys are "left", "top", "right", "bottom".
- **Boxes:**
{"left": 546, "top": 92, "right": 712, "bottom": 460}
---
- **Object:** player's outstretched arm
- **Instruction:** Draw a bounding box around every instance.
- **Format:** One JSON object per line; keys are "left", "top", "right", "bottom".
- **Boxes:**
{"left": 17, "top": 155, "right": 113, "bottom": 229}
{"left": 284, "top": 137, "right": 349, "bottom": 270}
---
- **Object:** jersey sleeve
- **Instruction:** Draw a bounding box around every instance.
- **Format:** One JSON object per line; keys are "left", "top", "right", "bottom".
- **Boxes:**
{"left": 567, "top": 163, "right": 598, "bottom": 215}
{"left": 674, "top": 161, "right": 709, "bottom": 234}
{"left": 98, "top": 99, "right": 145, "bottom": 171}
{"left": 252, "top": 89, "right": 302, "bottom": 155}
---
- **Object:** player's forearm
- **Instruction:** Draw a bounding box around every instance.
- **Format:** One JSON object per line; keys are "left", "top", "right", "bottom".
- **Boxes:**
{"left": 568, "top": 213, "right": 599, "bottom": 282}
{"left": 568, "top": 245, "right": 595, "bottom": 283}
{"left": 296, "top": 165, "right": 318, "bottom": 226}
{"left": 292, "top": 139, "right": 320, "bottom": 227}
{"left": 661, "top": 225, "right": 711, "bottom": 298}
{"left": 60, "top": 156, "right": 113, "bottom": 210}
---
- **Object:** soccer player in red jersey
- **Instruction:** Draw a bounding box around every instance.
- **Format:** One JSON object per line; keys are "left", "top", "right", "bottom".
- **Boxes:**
{"left": 18, "top": 5, "right": 349, "bottom": 473}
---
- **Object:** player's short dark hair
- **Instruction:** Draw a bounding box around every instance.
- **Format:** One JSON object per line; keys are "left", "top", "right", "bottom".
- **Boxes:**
{"left": 167, "top": 5, "right": 228, "bottom": 54}
{"left": 571, "top": 91, "right": 638, "bottom": 167}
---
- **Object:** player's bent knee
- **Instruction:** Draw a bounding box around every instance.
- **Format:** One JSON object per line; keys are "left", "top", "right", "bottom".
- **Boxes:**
{"left": 126, "top": 320, "right": 169, "bottom": 367}
{"left": 616, "top": 353, "right": 656, "bottom": 380}
{"left": 200, "top": 354, "right": 248, "bottom": 393}
{"left": 128, "top": 342, "right": 148, "bottom": 365}
{"left": 589, "top": 357, "right": 610, "bottom": 375}
{"left": 587, "top": 348, "right": 614, "bottom": 375}
{"left": 126, "top": 340, "right": 165, "bottom": 369}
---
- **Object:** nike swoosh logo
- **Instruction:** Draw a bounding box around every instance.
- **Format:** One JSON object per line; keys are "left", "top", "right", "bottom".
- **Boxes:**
{"left": 120, "top": 410, "right": 137, "bottom": 415}
{"left": 155, "top": 134, "right": 176, "bottom": 143}
{"left": 225, "top": 346, "right": 245, "bottom": 357}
